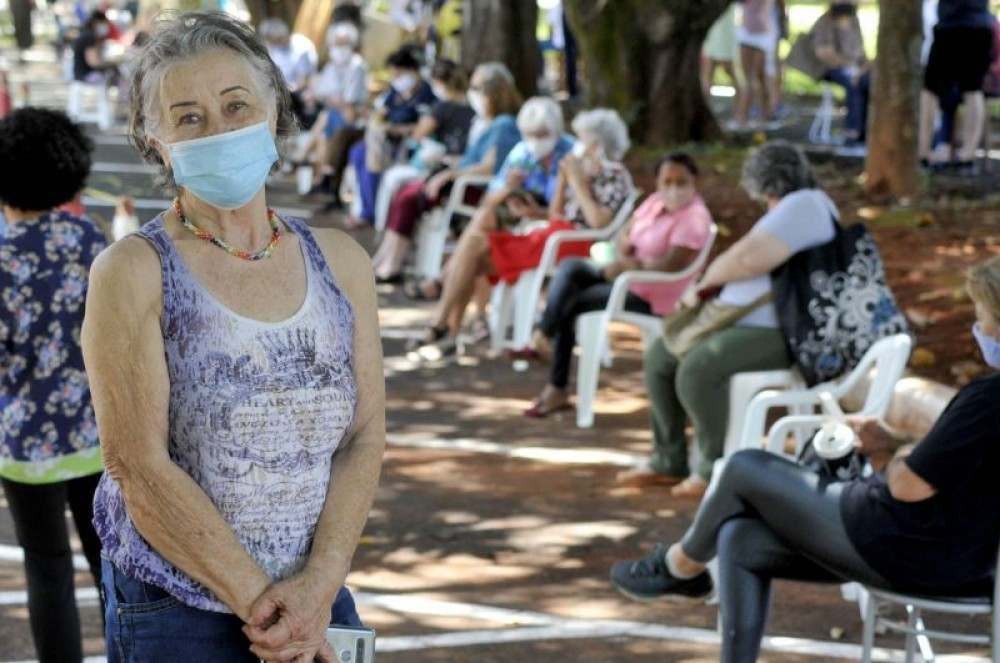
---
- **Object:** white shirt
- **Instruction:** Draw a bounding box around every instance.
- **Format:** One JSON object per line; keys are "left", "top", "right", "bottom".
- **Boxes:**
{"left": 268, "top": 36, "right": 317, "bottom": 91}
{"left": 718, "top": 189, "right": 838, "bottom": 328}
{"left": 311, "top": 54, "right": 368, "bottom": 107}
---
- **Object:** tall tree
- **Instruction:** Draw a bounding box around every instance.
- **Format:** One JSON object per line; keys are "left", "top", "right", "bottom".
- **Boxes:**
{"left": 563, "top": 0, "right": 730, "bottom": 145}
{"left": 865, "top": 0, "right": 923, "bottom": 198}
{"left": 461, "top": 0, "right": 541, "bottom": 98}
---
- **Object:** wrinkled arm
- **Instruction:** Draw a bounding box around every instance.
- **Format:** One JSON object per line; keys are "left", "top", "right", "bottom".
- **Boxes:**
{"left": 889, "top": 446, "right": 936, "bottom": 502}
{"left": 695, "top": 230, "right": 790, "bottom": 291}
{"left": 82, "top": 241, "right": 270, "bottom": 620}
{"left": 640, "top": 246, "right": 700, "bottom": 273}
{"left": 305, "top": 231, "right": 386, "bottom": 599}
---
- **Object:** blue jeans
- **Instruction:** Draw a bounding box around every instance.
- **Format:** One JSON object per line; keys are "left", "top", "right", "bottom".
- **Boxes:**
{"left": 822, "top": 67, "right": 870, "bottom": 140}
{"left": 102, "top": 559, "right": 363, "bottom": 662}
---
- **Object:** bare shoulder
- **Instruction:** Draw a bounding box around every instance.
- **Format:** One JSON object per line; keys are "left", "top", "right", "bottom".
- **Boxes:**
{"left": 88, "top": 235, "right": 163, "bottom": 316}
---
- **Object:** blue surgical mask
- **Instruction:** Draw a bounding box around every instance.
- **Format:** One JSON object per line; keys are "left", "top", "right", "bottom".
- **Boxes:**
{"left": 167, "top": 122, "right": 279, "bottom": 210}
{"left": 972, "top": 323, "right": 1000, "bottom": 368}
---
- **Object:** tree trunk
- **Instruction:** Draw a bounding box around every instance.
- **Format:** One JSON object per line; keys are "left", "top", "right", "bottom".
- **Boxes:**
{"left": 563, "top": 0, "right": 730, "bottom": 146}
{"left": 865, "top": 0, "right": 923, "bottom": 199}
{"left": 461, "top": 0, "right": 541, "bottom": 98}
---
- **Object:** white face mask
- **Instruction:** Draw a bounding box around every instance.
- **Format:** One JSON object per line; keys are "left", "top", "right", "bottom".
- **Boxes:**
{"left": 393, "top": 73, "right": 418, "bottom": 94}
{"left": 526, "top": 136, "right": 557, "bottom": 160}
{"left": 96, "top": 23, "right": 110, "bottom": 38}
{"left": 467, "top": 90, "right": 488, "bottom": 117}
{"left": 328, "top": 46, "right": 352, "bottom": 65}
{"left": 660, "top": 184, "right": 695, "bottom": 212}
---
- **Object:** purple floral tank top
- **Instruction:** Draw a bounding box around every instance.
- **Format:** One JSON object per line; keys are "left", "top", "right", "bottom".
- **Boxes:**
{"left": 92, "top": 214, "right": 357, "bottom": 613}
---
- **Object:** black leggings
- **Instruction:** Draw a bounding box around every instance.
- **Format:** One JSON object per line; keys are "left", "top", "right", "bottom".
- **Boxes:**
{"left": 2, "top": 473, "right": 104, "bottom": 663}
{"left": 537, "top": 258, "right": 651, "bottom": 389}
{"left": 679, "top": 450, "right": 888, "bottom": 663}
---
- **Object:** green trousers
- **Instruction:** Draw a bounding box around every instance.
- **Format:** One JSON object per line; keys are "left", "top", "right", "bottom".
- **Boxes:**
{"left": 644, "top": 326, "right": 790, "bottom": 481}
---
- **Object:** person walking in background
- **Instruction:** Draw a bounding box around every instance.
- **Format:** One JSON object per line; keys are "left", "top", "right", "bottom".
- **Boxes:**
{"left": 734, "top": 0, "right": 777, "bottom": 128}
{"left": 702, "top": 4, "right": 741, "bottom": 110}
{"left": 0, "top": 107, "right": 106, "bottom": 663}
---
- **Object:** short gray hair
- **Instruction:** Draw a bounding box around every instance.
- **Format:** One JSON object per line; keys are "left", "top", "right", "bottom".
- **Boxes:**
{"left": 571, "top": 108, "right": 631, "bottom": 161}
{"left": 128, "top": 11, "right": 297, "bottom": 192}
{"left": 517, "top": 96, "right": 563, "bottom": 135}
{"left": 326, "top": 21, "right": 360, "bottom": 47}
{"left": 258, "top": 17, "right": 289, "bottom": 43}
{"left": 740, "top": 140, "right": 817, "bottom": 200}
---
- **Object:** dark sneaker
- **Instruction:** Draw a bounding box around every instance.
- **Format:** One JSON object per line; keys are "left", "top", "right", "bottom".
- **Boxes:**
{"left": 609, "top": 543, "right": 713, "bottom": 603}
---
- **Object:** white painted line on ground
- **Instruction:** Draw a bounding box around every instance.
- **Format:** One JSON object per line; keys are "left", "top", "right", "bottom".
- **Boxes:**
{"left": 0, "top": 586, "right": 988, "bottom": 661}
{"left": 91, "top": 161, "right": 156, "bottom": 174}
{"left": 0, "top": 543, "right": 91, "bottom": 573}
{"left": 82, "top": 196, "right": 314, "bottom": 220}
{"left": 90, "top": 134, "right": 132, "bottom": 146}
{"left": 386, "top": 433, "right": 644, "bottom": 468}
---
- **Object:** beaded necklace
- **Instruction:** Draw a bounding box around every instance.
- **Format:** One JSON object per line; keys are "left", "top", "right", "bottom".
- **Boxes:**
{"left": 173, "top": 199, "right": 282, "bottom": 261}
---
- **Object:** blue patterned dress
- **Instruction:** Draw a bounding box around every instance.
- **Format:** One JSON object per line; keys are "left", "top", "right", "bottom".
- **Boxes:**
{"left": 0, "top": 211, "right": 106, "bottom": 483}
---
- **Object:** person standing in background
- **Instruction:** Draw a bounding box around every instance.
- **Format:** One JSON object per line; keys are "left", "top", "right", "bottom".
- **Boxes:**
{"left": 0, "top": 107, "right": 106, "bottom": 663}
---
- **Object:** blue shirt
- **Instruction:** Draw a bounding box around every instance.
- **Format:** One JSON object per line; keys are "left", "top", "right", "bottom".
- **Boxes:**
{"left": 458, "top": 114, "right": 521, "bottom": 173}
{"left": 0, "top": 211, "right": 106, "bottom": 483}
{"left": 382, "top": 79, "right": 437, "bottom": 125}
{"left": 489, "top": 134, "right": 575, "bottom": 204}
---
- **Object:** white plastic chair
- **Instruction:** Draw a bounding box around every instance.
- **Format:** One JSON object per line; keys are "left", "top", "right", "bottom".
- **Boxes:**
{"left": 860, "top": 546, "right": 999, "bottom": 663}
{"left": 488, "top": 189, "right": 640, "bottom": 353}
{"left": 574, "top": 223, "right": 718, "bottom": 428}
{"left": 412, "top": 173, "right": 491, "bottom": 280}
{"left": 66, "top": 79, "right": 113, "bottom": 130}
{"left": 733, "top": 334, "right": 913, "bottom": 455}
{"left": 809, "top": 82, "right": 836, "bottom": 145}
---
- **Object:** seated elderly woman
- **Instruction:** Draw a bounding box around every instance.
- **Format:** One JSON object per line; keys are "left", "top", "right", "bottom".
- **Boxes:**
{"left": 386, "top": 61, "right": 523, "bottom": 291}
{"left": 525, "top": 153, "right": 714, "bottom": 418}
{"left": 623, "top": 141, "right": 838, "bottom": 499}
{"left": 295, "top": 21, "right": 368, "bottom": 199}
{"left": 611, "top": 255, "right": 1000, "bottom": 663}
{"left": 81, "top": 12, "right": 384, "bottom": 661}
{"left": 420, "top": 102, "right": 634, "bottom": 357}
{"left": 346, "top": 46, "right": 437, "bottom": 228}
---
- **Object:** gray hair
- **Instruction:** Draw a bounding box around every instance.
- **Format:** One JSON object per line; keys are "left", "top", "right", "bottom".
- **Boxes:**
{"left": 326, "top": 21, "right": 360, "bottom": 47}
{"left": 128, "top": 11, "right": 297, "bottom": 192}
{"left": 571, "top": 108, "right": 631, "bottom": 161}
{"left": 740, "top": 140, "right": 817, "bottom": 200}
{"left": 517, "top": 96, "right": 563, "bottom": 135}
{"left": 258, "top": 17, "right": 289, "bottom": 43}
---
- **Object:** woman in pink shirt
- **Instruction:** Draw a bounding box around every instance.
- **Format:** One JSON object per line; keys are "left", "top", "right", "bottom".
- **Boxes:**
{"left": 525, "top": 154, "right": 714, "bottom": 417}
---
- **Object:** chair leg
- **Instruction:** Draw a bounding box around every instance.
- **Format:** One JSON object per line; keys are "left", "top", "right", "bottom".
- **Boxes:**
{"left": 860, "top": 591, "right": 877, "bottom": 663}
{"left": 575, "top": 314, "right": 605, "bottom": 429}
{"left": 511, "top": 272, "right": 536, "bottom": 350}
{"left": 488, "top": 284, "right": 511, "bottom": 353}
{"left": 904, "top": 605, "right": 918, "bottom": 663}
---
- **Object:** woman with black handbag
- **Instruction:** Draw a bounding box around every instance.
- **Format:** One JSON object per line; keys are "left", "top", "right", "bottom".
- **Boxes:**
{"left": 623, "top": 141, "right": 839, "bottom": 498}
{"left": 609, "top": 255, "right": 1000, "bottom": 663}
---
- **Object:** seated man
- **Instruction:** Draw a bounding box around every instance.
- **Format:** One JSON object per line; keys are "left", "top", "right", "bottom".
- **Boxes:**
{"left": 814, "top": 2, "right": 869, "bottom": 144}
{"left": 259, "top": 18, "right": 316, "bottom": 126}
{"left": 72, "top": 10, "right": 119, "bottom": 85}
{"left": 610, "top": 257, "right": 1000, "bottom": 663}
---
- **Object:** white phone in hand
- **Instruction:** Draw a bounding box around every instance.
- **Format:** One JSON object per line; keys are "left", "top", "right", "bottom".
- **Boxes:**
{"left": 326, "top": 626, "right": 376, "bottom": 662}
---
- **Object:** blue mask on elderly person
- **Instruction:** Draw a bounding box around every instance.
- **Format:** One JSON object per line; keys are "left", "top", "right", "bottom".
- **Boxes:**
{"left": 973, "top": 323, "right": 1000, "bottom": 368}
{"left": 167, "top": 121, "right": 279, "bottom": 210}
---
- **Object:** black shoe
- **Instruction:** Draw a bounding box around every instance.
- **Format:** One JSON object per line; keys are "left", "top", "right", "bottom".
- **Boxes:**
{"left": 609, "top": 543, "right": 713, "bottom": 603}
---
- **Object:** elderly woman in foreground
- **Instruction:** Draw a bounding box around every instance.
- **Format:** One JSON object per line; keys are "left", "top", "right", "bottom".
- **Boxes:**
{"left": 611, "top": 254, "right": 1000, "bottom": 663}
{"left": 81, "top": 12, "right": 384, "bottom": 661}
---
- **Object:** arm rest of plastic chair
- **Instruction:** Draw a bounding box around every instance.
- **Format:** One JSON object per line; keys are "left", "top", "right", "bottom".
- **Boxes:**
{"left": 602, "top": 269, "right": 694, "bottom": 320}
{"left": 765, "top": 414, "right": 833, "bottom": 456}
{"left": 738, "top": 388, "right": 827, "bottom": 451}
{"left": 444, "top": 174, "right": 492, "bottom": 220}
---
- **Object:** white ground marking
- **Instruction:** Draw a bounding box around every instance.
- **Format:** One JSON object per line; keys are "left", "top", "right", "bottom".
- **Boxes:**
{"left": 90, "top": 162, "right": 157, "bottom": 174}
{"left": 0, "top": 586, "right": 988, "bottom": 661}
{"left": 386, "top": 433, "right": 645, "bottom": 468}
{"left": 81, "top": 196, "right": 313, "bottom": 220}
{"left": 0, "top": 544, "right": 90, "bottom": 573}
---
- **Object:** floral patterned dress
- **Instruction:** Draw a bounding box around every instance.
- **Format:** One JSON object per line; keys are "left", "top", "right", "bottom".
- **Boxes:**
{"left": 0, "top": 211, "right": 106, "bottom": 484}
